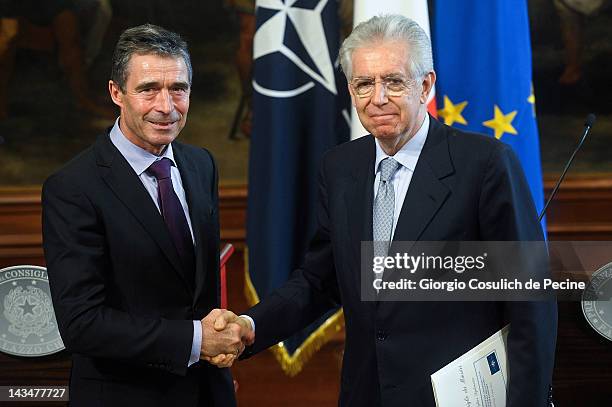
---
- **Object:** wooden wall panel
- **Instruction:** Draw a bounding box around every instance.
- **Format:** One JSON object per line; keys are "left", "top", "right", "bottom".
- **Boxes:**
{"left": 545, "top": 176, "right": 612, "bottom": 240}
{"left": 0, "top": 188, "right": 44, "bottom": 268}
{"left": 1, "top": 176, "right": 611, "bottom": 405}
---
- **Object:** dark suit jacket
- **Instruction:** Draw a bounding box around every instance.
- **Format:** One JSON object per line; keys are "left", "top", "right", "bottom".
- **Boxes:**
{"left": 244, "top": 117, "right": 557, "bottom": 407}
{"left": 42, "top": 133, "right": 236, "bottom": 407}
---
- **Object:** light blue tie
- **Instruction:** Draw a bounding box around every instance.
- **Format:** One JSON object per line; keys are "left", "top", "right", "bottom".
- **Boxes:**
{"left": 373, "top": 158, "right": 401, "bottom": 280}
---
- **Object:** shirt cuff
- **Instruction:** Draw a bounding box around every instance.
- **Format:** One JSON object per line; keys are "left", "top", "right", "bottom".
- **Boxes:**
{"left": 239, "top": 315, "right": 255, "bottom": 333}
{"left": 188, "top": 320, "right": 202, "bottom": 367}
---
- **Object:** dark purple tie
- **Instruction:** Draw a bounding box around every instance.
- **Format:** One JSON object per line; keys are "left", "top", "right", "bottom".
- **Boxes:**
{"left": 146, "top": 158, "right": 195, "bottom": 283}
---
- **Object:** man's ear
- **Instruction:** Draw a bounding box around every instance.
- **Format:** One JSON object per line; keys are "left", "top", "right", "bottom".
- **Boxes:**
{"left": 108, "top": 80, "right": 123, "bottom": 108}
{"left": 420, "top": 71, "right": 436, "bottom": 104}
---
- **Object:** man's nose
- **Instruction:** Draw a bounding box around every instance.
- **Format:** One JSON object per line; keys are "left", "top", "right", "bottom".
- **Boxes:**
{"left": 371, "top": 82, "right": 388, "bottom": 106}
{"left": 155, "top": 88, "right": 173, "bottom": 114}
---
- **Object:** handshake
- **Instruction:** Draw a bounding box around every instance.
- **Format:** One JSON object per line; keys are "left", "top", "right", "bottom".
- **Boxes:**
{"left": 199, "top": 309, "right": 255, "bottom": 368}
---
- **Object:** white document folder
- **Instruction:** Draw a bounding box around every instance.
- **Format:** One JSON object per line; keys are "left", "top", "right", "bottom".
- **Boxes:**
{"left": 431, "top": 325, "right": 510, "bottom": 407}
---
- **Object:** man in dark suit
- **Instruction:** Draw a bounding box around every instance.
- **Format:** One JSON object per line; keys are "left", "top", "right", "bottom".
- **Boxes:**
{"left": 214, "top": 15, "right": 557, "bottom": 406}
{"left": 42, "top": 24, "right": 250, "bottom": 407}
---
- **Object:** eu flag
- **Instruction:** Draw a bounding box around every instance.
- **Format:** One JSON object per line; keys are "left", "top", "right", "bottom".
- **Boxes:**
{"left": 433, "top": 0, "right": 545, "bottom": 223}
{"left": 246, "top": 0, "right": 350, "bottom": 375}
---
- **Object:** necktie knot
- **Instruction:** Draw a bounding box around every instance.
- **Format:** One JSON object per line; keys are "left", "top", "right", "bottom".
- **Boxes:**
{"left": 379, "top": 158, "right": 400, "bottom": 183}
{"left": 146, "top": 157, "right": 172, "bottom": 180}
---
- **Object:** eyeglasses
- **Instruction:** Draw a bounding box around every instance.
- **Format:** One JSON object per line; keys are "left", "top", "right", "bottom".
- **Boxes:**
{"left": 350, "top": 76, "right": 414, "bottom": 98}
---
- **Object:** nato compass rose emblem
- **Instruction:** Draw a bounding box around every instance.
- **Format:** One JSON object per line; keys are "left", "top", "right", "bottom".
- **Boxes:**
{"left": 253, "top": 0, "right": 337, "bottom": 98}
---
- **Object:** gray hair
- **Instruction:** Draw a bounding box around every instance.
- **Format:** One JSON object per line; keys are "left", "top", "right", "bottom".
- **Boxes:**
{"left": 339, "top": 14, "right": 433, "bottom": 80}
{"left": 111, "top": 24, "right": 192, "bottom": 91}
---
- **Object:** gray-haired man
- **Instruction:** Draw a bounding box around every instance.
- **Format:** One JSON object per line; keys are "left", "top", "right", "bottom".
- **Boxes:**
{"left": 216, "top": 14, "right": 556, "bottom": 407}
{"left": 42, "top": 24, "right": 251, "bottom": 407}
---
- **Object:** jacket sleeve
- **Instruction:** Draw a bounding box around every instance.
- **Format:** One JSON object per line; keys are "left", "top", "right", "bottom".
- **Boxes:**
{"left": 478, "top": 143, "right": 557, "bottom": 407}
{"left": 243, "top": 154, "right": 341, "bottom": 356}
{"left": 42, "top": 173, "right": 193, "bottom": 376}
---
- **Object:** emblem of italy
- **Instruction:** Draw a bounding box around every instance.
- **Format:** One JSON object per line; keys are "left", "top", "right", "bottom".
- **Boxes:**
{"left": 3, "top": 285, "right": 56, "bottom": 338}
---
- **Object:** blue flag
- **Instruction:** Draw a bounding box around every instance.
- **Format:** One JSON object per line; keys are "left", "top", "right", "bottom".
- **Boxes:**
{"left": 247, "top": 0, "right": 350, "bottom": 376}
{"left": 433, "top": 0, "right": 545, "bottom": 224}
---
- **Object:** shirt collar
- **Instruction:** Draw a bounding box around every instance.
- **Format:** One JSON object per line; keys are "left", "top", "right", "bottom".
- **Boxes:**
{"left": 374, "top": 114, "right": 429, "bottom": 175}
{"left": 109, "top": 117, "right": 176, "bottom": 176}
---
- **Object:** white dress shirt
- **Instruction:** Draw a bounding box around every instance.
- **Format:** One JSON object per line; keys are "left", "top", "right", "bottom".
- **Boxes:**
{"left": 373, "top": 114, "right": 429, "bottom": 241}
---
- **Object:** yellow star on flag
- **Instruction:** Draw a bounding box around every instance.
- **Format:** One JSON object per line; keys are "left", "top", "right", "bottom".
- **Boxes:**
{"left": 482, "top": 105, "right": 518, "bottom": 140}
{"left": 527, "top": 83, "right": 536, "bottom": 116}
{"left": 527, "top": 91, "right": 535, "bottom": 105}
{"left": 437, "top": 95, "right": 468, "bottom": 126}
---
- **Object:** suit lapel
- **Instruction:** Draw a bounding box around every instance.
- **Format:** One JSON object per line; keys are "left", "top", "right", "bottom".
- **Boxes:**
{"left": 392, "top": 118, "right": 454, "bottom": 245}
{"left": 379, "top": 118, "right": 454, "bottom": 305}
{"left": 94, "top": 134, "right": 193, "bottom": 294}
{"left": 342, "top": 137, "right": 376, "bottom": 305}
{"left": 172, "top": 144, "right": 212, "bottom": 303}
{"left": 344, "top": 136, "right": 376, "bottom": 263}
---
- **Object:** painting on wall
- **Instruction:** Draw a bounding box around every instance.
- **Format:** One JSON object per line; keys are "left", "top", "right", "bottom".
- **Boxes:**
{"left": 0, "top": 0, "right": 610, "bottom": 188}
{"left": 0, "top": 0, "right": 252, "bottom": 186}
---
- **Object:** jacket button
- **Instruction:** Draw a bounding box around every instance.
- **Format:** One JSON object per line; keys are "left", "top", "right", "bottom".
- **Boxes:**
{"left": 377, "top": 330, "right": 387, "bottom": 341}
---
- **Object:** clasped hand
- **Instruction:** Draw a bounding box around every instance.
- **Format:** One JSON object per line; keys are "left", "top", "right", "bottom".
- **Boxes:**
{"left": 200, "top": 309, "right": 254, "bottom": 368}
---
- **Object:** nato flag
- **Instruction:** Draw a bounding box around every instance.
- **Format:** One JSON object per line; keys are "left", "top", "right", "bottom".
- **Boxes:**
{"left": 246, "top": 0, "right": 350, "bottom": 375}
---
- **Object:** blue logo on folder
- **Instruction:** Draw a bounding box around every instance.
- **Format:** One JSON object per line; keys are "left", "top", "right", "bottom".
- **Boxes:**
{"left": 487, "top": 353, "right": 500, "bottom": 375}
